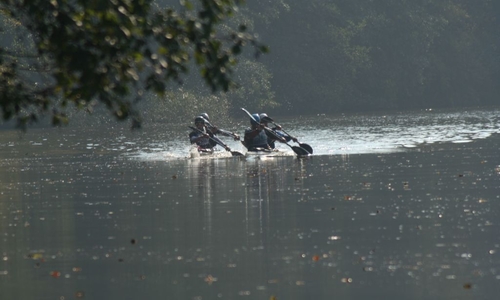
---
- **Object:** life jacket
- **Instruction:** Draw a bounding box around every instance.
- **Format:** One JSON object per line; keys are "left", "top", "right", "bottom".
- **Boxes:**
{"left": 189, "top": 128, "right": 216, "bottom": 149}
{"left": 244, "top": 128, "right": 268, "bottom": 149}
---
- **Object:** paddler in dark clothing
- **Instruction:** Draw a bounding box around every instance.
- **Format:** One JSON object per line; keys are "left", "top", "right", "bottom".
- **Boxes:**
{"left": 259, "top": 113, "right": 298, "bottom": 149}
{"left": 243, "top": 113, "right": 273, "bottom": 151}
{"left": 189, "top": 115, "right": 233, "bottom": 152}
{"left": 189, "top": 116, "right": 218, "bottom": 151}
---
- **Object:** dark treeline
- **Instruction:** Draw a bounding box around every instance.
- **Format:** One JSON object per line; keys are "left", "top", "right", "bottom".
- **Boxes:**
{"left": 244, "top": 0, "right": 500, "bottom": 115}
{"left": 1, "top": 0, "right": 498, "bottom": 129}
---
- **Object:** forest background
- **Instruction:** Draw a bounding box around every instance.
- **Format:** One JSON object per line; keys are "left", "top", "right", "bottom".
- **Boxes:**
{"left": 1, "top": 0, "right": 499, "bottom": 128}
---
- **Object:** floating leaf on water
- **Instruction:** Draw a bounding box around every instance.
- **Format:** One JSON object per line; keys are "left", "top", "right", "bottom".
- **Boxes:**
{"left": 75, "top": 291, "right": 85, "bottom": 298}
{"left": 204, "top": 274, "right": 217, "bottom": 284}
{"left": 463, "top": 283, "right": 472, "bottom": 289}
{"left": 28, "top": 253, "right": 44, "bottom": 260}
{"left": 312, "top": 255, "right": 320, "bottom": 262}
{"left": 50, "top": 271, "right": 61, "bottom": 278}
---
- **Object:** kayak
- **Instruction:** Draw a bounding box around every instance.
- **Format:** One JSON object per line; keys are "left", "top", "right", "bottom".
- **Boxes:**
{"left": 244, "top": 148, "right": 292, "bottom": 158}
{"left": 189, "top": 145, "right": 244, "bottom": 158}
{"left": 189, "top": 145, "right": 295, "bottom": 159}
{"left": 189, "top": 145, "right": 233, "bottom": 159}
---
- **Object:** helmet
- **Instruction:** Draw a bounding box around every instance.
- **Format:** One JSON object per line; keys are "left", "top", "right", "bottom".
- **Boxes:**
{"left": 259, "top": 113, "right": 273, "bottom": 123}
{"left": 250, "top": 113, "right": 260, "bottom": 125}
{"left": 200, "top": 113, "right": 209, "bottom": 121}
{"left": 194, "top": 116, "right": 205, "bottom": 124}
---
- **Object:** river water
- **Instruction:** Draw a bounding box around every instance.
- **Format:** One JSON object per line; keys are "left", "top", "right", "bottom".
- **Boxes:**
{"left": 1, "top": 107, "right": 500, "bottom": 300}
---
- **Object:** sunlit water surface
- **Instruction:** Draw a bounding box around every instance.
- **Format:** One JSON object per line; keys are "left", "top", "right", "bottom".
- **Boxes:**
{"left": 123, "top": 107, "right": 500, "bottom": 160}
{"left": 1, "top": 107, "right": 500, "bottom": 300}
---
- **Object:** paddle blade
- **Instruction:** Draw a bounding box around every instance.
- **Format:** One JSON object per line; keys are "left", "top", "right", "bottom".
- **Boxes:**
{"left": 299, "top": 143, "right": 313, "bottom": 154}
{"left": 291, "top": 146, "right": 310, "bottom": 156}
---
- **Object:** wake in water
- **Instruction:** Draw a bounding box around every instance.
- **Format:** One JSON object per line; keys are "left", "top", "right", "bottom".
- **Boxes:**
{"left": 118, "top": 107, "right": 500, "bottom": 160}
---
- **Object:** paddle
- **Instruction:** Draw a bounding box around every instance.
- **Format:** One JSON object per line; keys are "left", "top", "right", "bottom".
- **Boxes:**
{"left": 241, "top": 108, "right": 310, "bottom": 156}
{"left": 202, "top": 118, "right": 240, "bottom": 141}
{"left": 188, "top": 126, "right": 244, "bottom": 157}
{"left": 268, "top": 120, "right": 313, "bottom": 154}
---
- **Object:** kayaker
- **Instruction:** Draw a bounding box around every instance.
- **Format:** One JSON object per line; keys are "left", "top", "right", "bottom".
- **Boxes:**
{"left": 259, "top": 113, "right": 298, "bottom": 149}
{"left": 189, "top": 116, "right": 218, "bottom": 151}
{"left": 243, "top": 113, "right": 272, "bottom": 151}
{"left": 199, "top": 112, "right": 240, "bottom": 141}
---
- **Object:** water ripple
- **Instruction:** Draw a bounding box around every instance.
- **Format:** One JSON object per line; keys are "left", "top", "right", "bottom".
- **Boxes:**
{"left": 117, "top": 107, "right": 500, "bottom": 159}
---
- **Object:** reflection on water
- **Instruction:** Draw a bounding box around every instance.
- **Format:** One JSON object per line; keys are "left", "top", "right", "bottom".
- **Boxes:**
{"left": 0, "top": 107, "right": 500, "bottom": 300}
